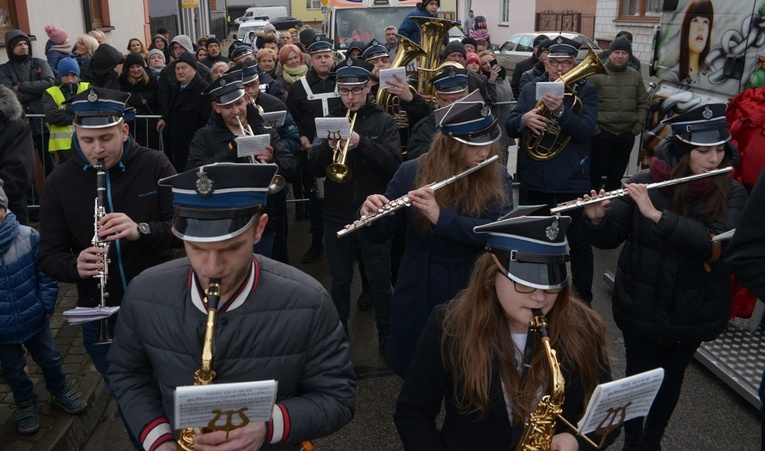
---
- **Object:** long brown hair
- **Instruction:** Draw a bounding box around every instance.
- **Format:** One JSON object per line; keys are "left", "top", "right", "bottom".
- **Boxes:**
{"left": 414, "top": 134, "right": 508, "bottom": 232}
{"left": 441, "top": 253, "right": 610, "bottom": 422}
{"left": 670, "top": 150, "right": 731, "bottom": 221}
{"left": 677, "top": 0, "right": 714, "bottom": 81}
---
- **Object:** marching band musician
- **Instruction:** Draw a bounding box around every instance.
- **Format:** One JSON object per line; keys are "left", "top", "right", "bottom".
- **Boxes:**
{"left": 108, "top": 163, "right": 356, "bottom": 451}
{"left": 361, "top": 90, "right": 513, "bottom": 377}
{"left": 38, "top": 87, "right": 177, "bottom": 449}
{"left": 582, "top": 104, "right": 747, "bottom": 450}
{"left": 308, "top": 57, "right": 402, "bottom": 358}
{"left": 185, "top": 70, "right": 298, "bottom": 260}
{"left": 361, "top": 39, "right": 391, "bottom": 99}
{"left": 394, "top": 215, "right": 614, "bottom": 450}
{"left": 506, "top": 36, "right": 599, "bottom": 305}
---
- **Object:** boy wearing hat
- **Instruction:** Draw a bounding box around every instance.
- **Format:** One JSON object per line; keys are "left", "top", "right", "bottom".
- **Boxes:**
{"left": 187, "top": 69, "right": 297, "bottom": 260}
{"left": 506, "top": 34, "right": 599, "bottom": 305}
{"left": 589, "top": 36, "right": 649, "bottom": 192}
{"left": 200, "top": 37, "right": 230, "bottom": 68}
{"left": 287, "top": 36, "right": 343, "bottom": 263}
{"left": 398, "top": 0, "right": 440, "bottom": 45}
{"left": 42, "top": 58, "right": 90, "bottom": 163}
{"left": 107, "top": 162, "right": 355, "bottom": 450}
{"left": 38, "top": 87, "right": 177, "bottom": 412}
{"left": 308, "top": 57, "right": 402, "bottom": 357}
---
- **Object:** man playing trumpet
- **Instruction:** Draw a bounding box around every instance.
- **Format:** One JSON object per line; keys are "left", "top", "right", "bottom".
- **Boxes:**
{"left": 506, "top": 36, "right": 599, "bottom": 305}
{"left": 308, "top": 57, "right": 402, "bottom": 360}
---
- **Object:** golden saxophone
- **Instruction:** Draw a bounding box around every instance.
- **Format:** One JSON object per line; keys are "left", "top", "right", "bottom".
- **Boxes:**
{"left": 178, "top": 279, "right": 222, "bottom": 451}
{"left": 516, "top": 309, "right": 565, "bottom": 451}
{"left": 92, "top": 159, "right": 113, "bottom": 345}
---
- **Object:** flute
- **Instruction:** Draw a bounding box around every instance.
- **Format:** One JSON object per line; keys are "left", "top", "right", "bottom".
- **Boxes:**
{"left": 337, "top": 155, "right": 499, "bottom": 238}
{"left": 550, "top": 166, "right": 733, "bottom": 214}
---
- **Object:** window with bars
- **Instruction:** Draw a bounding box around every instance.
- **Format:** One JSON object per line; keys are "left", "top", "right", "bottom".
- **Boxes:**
{"left": 619, "top": 0, "right": 662, "bottom": 19}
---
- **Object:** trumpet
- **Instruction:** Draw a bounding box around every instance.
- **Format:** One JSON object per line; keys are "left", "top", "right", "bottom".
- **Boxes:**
{"left": 550, "top": 166, "right": 733, "bottom": 214}
{"left": 337, "top": 155, "right": 499, "bottom": 237}
{"left": 235, "top": 115, "right": 286, "bottom": 194}
{"left": 92, "top": 159, "right": 113, "bottom": 345}
{"left": 326, "top": 110, "right": 357, "bottom": 184}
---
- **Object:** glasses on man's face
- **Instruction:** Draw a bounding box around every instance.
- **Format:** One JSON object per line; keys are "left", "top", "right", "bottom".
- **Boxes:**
{"left": 513, "top": 281, "right": 562, "bottom": 295}
{"left": 338, "top": 86, "right": 365, "bottom": 96}
{"left": 546, "top": 59, "right": 574, "bottom": 68}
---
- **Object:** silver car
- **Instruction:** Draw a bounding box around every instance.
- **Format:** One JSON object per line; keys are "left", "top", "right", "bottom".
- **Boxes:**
{"left": 495, "top": 31, "right": 598, "bottom": 75}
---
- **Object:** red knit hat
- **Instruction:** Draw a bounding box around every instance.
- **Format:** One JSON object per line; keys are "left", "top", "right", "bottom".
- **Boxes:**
{"left": 45, "top": 25, "right": 69, "bottom": 45}
{"left": 466, "top": 52, "right": 481, "bottom": 71}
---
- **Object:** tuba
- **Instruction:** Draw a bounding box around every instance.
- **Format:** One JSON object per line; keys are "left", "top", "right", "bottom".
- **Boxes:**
{"left": 524, "top": 47, "right": 607, "bottom": 161}
{"left": 516, "top": 309, "right": 565, "bottom": 451}
{"left": 412, "top": 16, "right": 459, "bottom": 99}
{"left": 326, "top": 109, "right": 357, "bottom": 183}
{"left": 92, "top": 159, "right": 113, "bottom": 345}
{"left": 235, "top": 115, "right": 286, "bottom": 193}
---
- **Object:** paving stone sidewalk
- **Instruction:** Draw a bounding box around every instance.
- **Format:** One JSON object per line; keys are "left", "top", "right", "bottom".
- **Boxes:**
{"left": 0, "top": 283, "right": 112, "bottom": 450}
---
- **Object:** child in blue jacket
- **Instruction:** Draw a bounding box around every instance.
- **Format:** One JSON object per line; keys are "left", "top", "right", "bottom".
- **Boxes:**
{"left": 0, "top": 180, "right": 87, "bottom": 434}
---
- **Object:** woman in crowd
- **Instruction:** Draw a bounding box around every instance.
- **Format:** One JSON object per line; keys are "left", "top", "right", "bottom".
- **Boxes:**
{"left": 257, "top": 48, "right": 279, "bottom": 79}
{"left": 361, "top": 91, "right": 513, "bottom": 377}
{"left": 277, "top": 43, "right": 309, "bottom": 93}
{"left": 665, "top": 0, "right": 714, "bottom": 85}
{"left": 72, "top": 34, "right": 98, "bottom": 65}
{"left": 146, "top": 48, "right": 165, "bottom": 81}
{"left": 394, "top": 215, "right": 614, "bottom": 450}
{"left": 583, "top": 104, "right": 747, "bottom": 450}
{"left": 89, "top": 29, "right": 106, "bottom": 44}
{"left": 210, "top": 61, "right": 229, "bottom": 81}
{"left": 469, "top": 16, "right": 491, "bottom": 48}
{"left": 119, "top": 53, "right": 160, "bottom": 150}
{"left": 195, "top": 46, "right": 208, "bottom": 62}
{"left": 126, "top": 38, "right": 148, "bottom": 59}
{"left": 480, "top": 49, "right": 515, "bottom": 154}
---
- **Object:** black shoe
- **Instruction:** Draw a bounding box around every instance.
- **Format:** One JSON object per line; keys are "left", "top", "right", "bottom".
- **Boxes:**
{"left": 378, "top": 333, "right": 391, "bottom": 367}
{"left": 356, "top": 291, "right": 372, "bottom": 311}
{"left": 302, "top": 241, "right": 323, "bottom": 264}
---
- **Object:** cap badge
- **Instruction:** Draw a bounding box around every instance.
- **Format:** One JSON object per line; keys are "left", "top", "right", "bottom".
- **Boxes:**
{"left": 87, "top": 91, "right": 98, "bottom": 103}
{"left": 346, "top": 58, "right": 353, "bottom": 66}
{"left": 448, "top": 68, "right": 456, "bottom": 78}
{"left": 702, "top": 105, "right": 713, "bottom": 120}
{"left": 315, "top": 35, "right": 321, "bottom": 42}
{"left": 220, "top": 78, "right": 227, "bottom": 86}
{"left": 545, "top": 217, "right": 560, "bottom": 241}
{"left": 195, "top": 170, "right": 214, "bottom": 197}
{"left": 556, "top": 36, "right": 563, "bottom": 44}
{"left": 481, "top": 105, "right": 491, "bottom": 117}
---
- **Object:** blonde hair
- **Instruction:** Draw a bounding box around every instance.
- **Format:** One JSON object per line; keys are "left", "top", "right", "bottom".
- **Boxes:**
{"left": 256, "top": 48, "right": 278, "bottom": 64}
{"left": 89, "top": 29, "right": 106, "bottom": 43}
{"left": 77, "top": 34, "right": 99, "bottom": 58}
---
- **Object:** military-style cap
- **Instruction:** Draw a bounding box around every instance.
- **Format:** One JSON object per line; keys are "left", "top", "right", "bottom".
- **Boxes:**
{"left": 547, "top": 35, "right": 580, "bottom": 58}
{"left": 475, "top": 215, "right": 572, "bottom": 289}
{"left": 361, "top": 39, "right": 388, "bottom": 61}
{"left": 434, "top": 89, "right": 501, "bottom": 146}
{"left": 204, "top": 71, "right": 245, "bottom": 106}
{"left": 430, "top": 61, "right": 469, "bottom": 94}
{"left": 346, "top": 40, "right": 365, "bottom": 55}
{"left": 158, "top": 163, "right": 277, "bottom": 242}
{"left": 308, "top": 36, "right": 334, "bottom": 54}
{"left": 231, "top": 45, "right": 254, "bottom": 62}
{"left": 70, "top": 87, "right": 131, "bottom": 128}
{"left": 336, "top": 57, "right": 374, "bottom": 85}
{"left": 228, "top": 60, "right": 260, "bottom": 85}
{"left": 662, "top": 103, "right": 730, "bottom": 147}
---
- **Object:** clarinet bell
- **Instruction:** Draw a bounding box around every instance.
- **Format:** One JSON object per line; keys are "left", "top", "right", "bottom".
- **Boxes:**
{"left": 95, "top": 317, "right": 114, "bottom": 345}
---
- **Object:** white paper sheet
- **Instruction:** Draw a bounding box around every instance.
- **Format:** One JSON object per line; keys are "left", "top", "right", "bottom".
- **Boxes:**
{"left": 236, "top": 134, "right": 271, "bottom": 159}
{"left": 174, "top": 380, "right": 278, "bottom": 430}
{"left": 315, "top": 117, "right": 351, "bottom": 141}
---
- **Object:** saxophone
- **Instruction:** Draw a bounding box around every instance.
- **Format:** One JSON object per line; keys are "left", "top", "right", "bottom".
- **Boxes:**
{"left": 92, "top": 159, "right": 113, "bottom": 345}
{"left": 516, "top": 309, "right": 565, "bottom": 451}
{"left": 178, "top": 279, "right": 222, "bottom": 451}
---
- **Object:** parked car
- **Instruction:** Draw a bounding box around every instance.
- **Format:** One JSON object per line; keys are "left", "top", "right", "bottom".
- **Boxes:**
{"left": 270, "top": 17, "right": 304, "bottom": 30}
{"left": 448, "top": 26, "right": 464, "bottom": 43}
{"left": 237, "top": 20, "right": 270, "bottom": 41}
{"left": 494, "top": 31, "right": 598, "bottom": 75}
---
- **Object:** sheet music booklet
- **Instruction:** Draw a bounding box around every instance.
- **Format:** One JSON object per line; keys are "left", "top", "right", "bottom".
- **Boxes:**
{"left": 175, "top": 379, "right": 278, "bottom": 430}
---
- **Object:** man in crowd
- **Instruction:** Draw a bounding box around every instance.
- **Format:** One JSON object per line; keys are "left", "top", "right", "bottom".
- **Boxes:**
{"left": 439, "top": 41, "right": 491, "bottom": 104}
{"left": 38, "top": 88, "right": 177, "bottom": 449}
{"left": 511, "top": 34, "right": 548, "bottom": 98}
{"left": 287, "top": 37, "right": 342, "bottom": 264}
{"left": 384, "top": 25, "right": 399, "bottom": 57}
{"left": 589, "top": 37, "right": 648, "bottom": 191}
{"left": 598, "top": 30, "right": 642, "bottom": 72}
{"left": 0, "top": 84, "right": 34, "bottom": 225}
{"left": 157, "top": 34, "right": 213, "bottom": 116}
{"left": 199, "top": 37, "right": 229, "bottom": 68}
{"left": 309, "top": 57, "right": 401, "bottom": 358}
{"left": 108, "top": 162, "right": 355, "bottom": 451}
{"left": 463, "top": 9, "right": 475, "bottom": 32}
{"left": 362, "top": 40, "right": 391, "bottom": 98}
{"left": 505, "top": 36, "right": 598, "bottom": 305}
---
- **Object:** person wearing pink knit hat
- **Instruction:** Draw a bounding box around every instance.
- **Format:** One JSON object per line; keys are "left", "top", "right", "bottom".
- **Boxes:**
{"left": 44, "top": 25, "right": 71, "bottom": 77}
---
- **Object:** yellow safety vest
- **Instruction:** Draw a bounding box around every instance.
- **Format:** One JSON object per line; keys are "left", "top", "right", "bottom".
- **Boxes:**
{"left": 45, "top": 82, "right": 90, "bottom": 152}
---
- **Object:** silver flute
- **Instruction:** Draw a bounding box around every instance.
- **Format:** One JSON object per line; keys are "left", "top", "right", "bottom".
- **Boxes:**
{"left": 550, "top": 166, "right": 733, "bottom": 214}
{"left": 337, "top": 155, "right": 500, "bottom": 238}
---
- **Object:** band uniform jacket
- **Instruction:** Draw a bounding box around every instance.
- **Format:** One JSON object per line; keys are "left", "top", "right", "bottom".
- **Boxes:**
{"left": 107, "top": 256, "right": 356, "bottom": 450}
{"left": 38, "top": 138, "right": 177, "bottom": 308}
{"left": 394, "top": 305, "right": 615, "bottom": 450}
{"left": 506, "top": 73, "right": 598, "bottom": 195}
{"left": 286, "top": 68, "right": 341, "bottom": 142}
{"left": 308, "top": 100, "right": 402, "bottom": 224}
{"left": 361, "top": 159, "right": 514, "bottom": 377}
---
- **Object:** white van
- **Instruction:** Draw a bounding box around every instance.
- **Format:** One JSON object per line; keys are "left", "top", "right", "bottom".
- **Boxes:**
{"left": 235, "top": 6, "right": 288, "bottom": 24}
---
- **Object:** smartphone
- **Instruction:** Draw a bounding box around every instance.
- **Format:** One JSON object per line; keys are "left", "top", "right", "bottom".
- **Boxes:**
{"left": 489, "top": 59, "right": 499, "bottom": 68}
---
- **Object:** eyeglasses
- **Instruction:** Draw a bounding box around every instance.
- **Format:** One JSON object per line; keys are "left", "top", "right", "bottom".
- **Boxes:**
{"left": 546, "top": 59, "right": 575, "bottom": 68}
{"left": 338, "top": 86, "right": 365, "bottom": 96}
{"left": 513, "top": 281, "right": 562, "bottom": 295}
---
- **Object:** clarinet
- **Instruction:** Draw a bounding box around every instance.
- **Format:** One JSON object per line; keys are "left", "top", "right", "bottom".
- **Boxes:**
{"left": 92, "top": 159, "right": 113, "bottom": 345}
{"left": 336, "top": 155, "right": 499, "bottom": 238}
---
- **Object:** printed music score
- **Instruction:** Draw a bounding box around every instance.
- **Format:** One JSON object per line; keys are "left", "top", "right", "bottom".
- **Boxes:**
{"left": 62, "top": 306, "right": 120, "bottom": 324}
{"left": 175, "top": 379, "right": 278, "bottom": 429}
{"left": 262, "top": 110, "right": 286, "bottom": 128}
{"left": 577, "top": 368, "right": 664, "bottom": 435}
{"left": 236, "top": 134, "right": 271, "bottom": 159}
{"left": 535, "top": 81, "right": 565, "bottom": 100}
{"left": 315, "top": 117, "right": 351, "bottom": 141}
{"left": 379, "top": 67, "right": 407, "bottom": 90}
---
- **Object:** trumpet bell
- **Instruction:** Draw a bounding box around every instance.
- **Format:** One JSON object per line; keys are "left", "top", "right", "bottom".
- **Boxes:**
{"left": 268, "top": 174, "right": 287, "bottom": 193}
{"left": 326, "top": 163, "right": 351, "bottom": 183}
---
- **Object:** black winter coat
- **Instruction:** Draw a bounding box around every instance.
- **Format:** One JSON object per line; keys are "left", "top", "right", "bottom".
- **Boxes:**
{"left": 726, "top": 168, "right": 765, "bottom": 300}
{"left": 0, "top": 85, "right": 34, "bottom": 223}
{"left": 584, "top": 168, "right": 747, "bottom": 342}
{"left": 163, "top": 73, "right": 210, "bottom": 171}
{"left": 79, "top": 44, "right": 122, "bottom": 90}
{"left": 119, "top": 71, "right": 160, "bottom": 149}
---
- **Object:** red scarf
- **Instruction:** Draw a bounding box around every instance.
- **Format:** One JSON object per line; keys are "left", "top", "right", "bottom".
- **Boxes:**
{"left": 648, "top": 156, "right": 715, "bottom": 201}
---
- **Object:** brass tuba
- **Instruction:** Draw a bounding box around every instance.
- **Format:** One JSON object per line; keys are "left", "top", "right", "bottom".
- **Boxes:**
{"left": 412, "top": 16, "right": 459, "bottom": 100}
{"left": 523, "top": 47, "right": 607, "bottom": 161}
{"left": 326, "top": 110, "right": 357, "bottom": 183}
